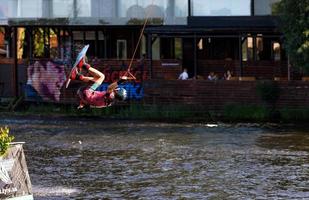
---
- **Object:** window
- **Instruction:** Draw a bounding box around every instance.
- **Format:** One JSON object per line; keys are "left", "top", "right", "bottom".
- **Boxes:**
{"left": 118, "top": 0, "right": 167, "bottom": 18}
{"left": 0, "top": 0, "right": 8, "bottom": 18}
{"left": 254, "top": 0, "right": 281, "bottom": 16}
{"left": 0, "top": 27, "right": 6, "bottom": 57}
{"left": 192, "top": 0, "right": 251, "bottom": 16}
{"left": 175, "top": 38, "right": 182, "bottom": 59}
{"left": 117, "top": 40, "right": 127, "bottom": 59}
{"left": 174, "top": 0, "right": 188, "bottom": 17}
{"left": 76, "top": 0, "right": 91, "bottom": 17}
{"left": 152, "top": 38, "right": 160, "bottom": 60}
{"left": 256, "top": 37, "right": 263, "bottom": 60}
{"left": 272, "top": 42, "right": 281, "bottom": 61}
{"left": 53, "top": 0, "right": 74, "bottom": 18}
{"left": 247, "top": 37, "right": 253, "bottom": 61}
{"left": 17, "top": 0, "right": 43, "bottom": 18}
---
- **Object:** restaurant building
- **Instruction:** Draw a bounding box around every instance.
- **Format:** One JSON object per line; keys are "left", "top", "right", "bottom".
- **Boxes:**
{"left": 2, "top": 0, "right": 307, "bottom": 110}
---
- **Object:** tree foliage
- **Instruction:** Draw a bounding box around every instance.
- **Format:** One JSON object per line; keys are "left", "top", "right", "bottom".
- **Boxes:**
{"left": 277, "top": 0, "right": 309, "bottom": 74}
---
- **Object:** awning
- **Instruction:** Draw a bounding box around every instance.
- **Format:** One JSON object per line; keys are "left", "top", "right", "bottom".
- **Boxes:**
{"left": 145, "top": 16, "right": 281, "bottom": 36}
{"left": 0, "top": 18, "right": 8, "bottom": 25}
{"left": 188, "top": 16, "right": 279, "bottom": 29}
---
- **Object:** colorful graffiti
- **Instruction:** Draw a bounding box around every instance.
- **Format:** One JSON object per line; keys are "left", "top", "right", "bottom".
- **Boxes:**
{"left": 101, "top": 69, "right": 147, "bottom": 83}
{"left": 25, "top": 60, "right": 66, "bottom": 102}
{"left": 97, "top": 82, "right": 143, "bottom": 100}
{"left": 25, "top": 60, "right": 145, "bottom": 102}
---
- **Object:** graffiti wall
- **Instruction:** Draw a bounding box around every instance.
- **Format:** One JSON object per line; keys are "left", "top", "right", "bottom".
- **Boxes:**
{"left": 25, "top": 60, "right": 67, "bottom": 102}
{"left": 24, "top": 59, "right": 145, "bottom": 103}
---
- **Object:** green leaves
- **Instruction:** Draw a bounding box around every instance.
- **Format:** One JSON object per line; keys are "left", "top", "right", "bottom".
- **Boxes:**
{"left": 0, "top": 126, "right": 14, "bottom": 156}
{"left": 277, "top": 0, "right": 309, "bottom": 74}
{"left": 256, "top": 81, "right": 281, "bottom": 106}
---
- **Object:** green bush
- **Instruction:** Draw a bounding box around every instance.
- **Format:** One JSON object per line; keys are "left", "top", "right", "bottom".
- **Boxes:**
{"left": 256, "top": 80, "right": 281, "bottom": 107}
{"left": 0, "top": 126, "right": 14, "bottom": 156}
{"left": 280, "top": 108, "right": 309, "bottom": 122}
{"left": 223, "top": 104, "right": 268, "bottom": 122}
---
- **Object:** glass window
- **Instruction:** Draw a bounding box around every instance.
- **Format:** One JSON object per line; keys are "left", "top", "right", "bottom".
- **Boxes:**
{"left": 255, "top": 0, "right": 281, "bottom": 15}
{"left": 256, "top": 37, "right": 263, "bottom": 60}
{"left": 242, "top": 38, "right": 248, "bottom": 61}
{"left": 117, "top": 40, "right": 127, "bottom": 59}
{"left": 192, "top": 0, "right": 251, "bottom": 16}
{"left": 175, "top": 0, "right": 188, "bottom": 17}
{"left": 17, "top": 0, "right": 43, "bottom": 18}
{"left": 90, "top": 0, "right": 115, "bottom": 18}
{"left": 77, "top": 0, "right": 91, "bottom": 17}
{"left": 0, "top": 0, "right": 8, "bottom": 18}
{"left": 118, "top": 0, "right": 167, "bottom": 18}
{"left": 53, "top": 0, "right": 74, "bottom": 18}
{"left": 242, "top": 37, "right": 254, "bottom": 61}
{"left": 272, "top": 42, "right": 281, "bottom": 61}
{"left": 152, "top": 38, "right": 160, "bottom": 60}
{"left": 0, "top": 27, "right": 5, "bottom": 56}
{"left": 247, "top": 37, "right": 254, "bottom": 61}
{"left": 175, "top": 38, "right": 182, "bottom": 59}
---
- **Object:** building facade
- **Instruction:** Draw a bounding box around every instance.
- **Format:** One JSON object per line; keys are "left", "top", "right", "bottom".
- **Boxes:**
{"left": 0, "top": 0, "right": 293, "bottom": 103}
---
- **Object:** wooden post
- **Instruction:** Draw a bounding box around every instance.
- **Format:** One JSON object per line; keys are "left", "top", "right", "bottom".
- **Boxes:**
{"left": 13, "top": 27, "right": 18, "bottom": 97}
{"left": 43, "top": 27, "right": 46, "bottom": 57}
{"left": 29, "top": 27, "right": 33, "bottom": 60}
{"left": 103, "top": 29, "right": 107, "bottom": 59}
{"left": 288, "top": 55, "right": 291, "bottom": 81}
{"left": 57, "top": 28, "right": 61, "bottom": 59}
{"left": 194, "top": 34, "right": 197, "bottom": 78}
{"left": 95, "top": 30, "right": 98, "bottom": 57}
{"left": 239, "top": 35, "right": 243, "bottom": 77}
{"left": 70, "top": 29, "right": 74, "bottom": 60}
{"left": 147, "top": 33, "right": 152, "bottom": 79}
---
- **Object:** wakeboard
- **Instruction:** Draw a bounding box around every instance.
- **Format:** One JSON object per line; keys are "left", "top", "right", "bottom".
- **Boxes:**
{"left": 65, "top": 44, "right": 89, "bottom": 88}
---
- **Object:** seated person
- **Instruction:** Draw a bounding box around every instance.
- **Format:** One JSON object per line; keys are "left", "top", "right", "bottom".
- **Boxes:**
{"left": 224, "top": 70, "right": 233, "bottom": 80}
{"left": 178, "top": 68, "right": 189, "bottom": 80}
{"left": 207, "top": 72, "right": 218, "bottom": 81}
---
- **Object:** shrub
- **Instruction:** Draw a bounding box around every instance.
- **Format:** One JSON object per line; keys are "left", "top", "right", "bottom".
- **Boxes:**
{"left": 256, "top": 80, "right": 281, "bottom": 107}
{"left": 0, "top": 126, "right": 14, "bottom": 156}
{"left": 223, "top": 104, "right": 268, "bottom": 122}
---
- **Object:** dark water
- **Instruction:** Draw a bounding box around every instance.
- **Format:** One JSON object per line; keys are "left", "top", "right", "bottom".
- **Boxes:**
{"left": 1, "top": 117, "right": 309, "bottom": 199}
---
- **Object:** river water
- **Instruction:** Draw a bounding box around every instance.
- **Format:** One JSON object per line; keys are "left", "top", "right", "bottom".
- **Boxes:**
{"left": 1, "top": 117, "right": 309, "bottom": 199}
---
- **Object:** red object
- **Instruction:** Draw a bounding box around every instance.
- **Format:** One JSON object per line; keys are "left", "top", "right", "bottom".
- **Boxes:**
{"left": 70, "top": 67, "right": 84, "bottom": 81}
{"left": 81, "top": 89, "right": 115, "bottom": 108}
{"left": 77, "top": 58, "right": 90, "bottom": 71}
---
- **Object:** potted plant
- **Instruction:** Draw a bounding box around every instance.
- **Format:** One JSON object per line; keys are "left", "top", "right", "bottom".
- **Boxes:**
{"left": 0, "top": 126, "right": 14, "bottom": 157}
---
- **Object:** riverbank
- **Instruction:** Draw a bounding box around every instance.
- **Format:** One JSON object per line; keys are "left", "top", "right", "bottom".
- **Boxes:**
{"left": 1, "top": 102, "right": 309, "bottom": 124}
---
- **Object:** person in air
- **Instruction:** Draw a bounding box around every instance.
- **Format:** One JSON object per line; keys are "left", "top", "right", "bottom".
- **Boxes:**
{"left": 67, "top": 51, "right": 134, "bottom": 109}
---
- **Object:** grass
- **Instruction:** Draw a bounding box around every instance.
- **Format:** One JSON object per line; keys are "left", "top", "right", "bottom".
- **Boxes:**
{"left": 2, "top": 101, "right": 309, "bottom": 124}
{"left": 6, "top": 102, "right": 213, "bottom": 122}
{"left": 223, "top": 104, "right": 269, "bottom": 122}
{"left": 279, "top": 107, "right": 309, "bottom": 122}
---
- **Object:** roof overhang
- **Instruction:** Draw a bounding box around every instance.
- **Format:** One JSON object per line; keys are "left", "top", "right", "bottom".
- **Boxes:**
{"left": 145, "top": 16, "right": 281, "bottom": 37}
{"left": 188, "top": 16, "right": 279, "bottom": 29}
{"left": 0, "top": 18, "right": 8, "bottom": 25}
